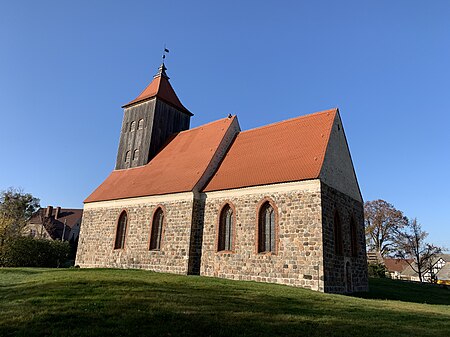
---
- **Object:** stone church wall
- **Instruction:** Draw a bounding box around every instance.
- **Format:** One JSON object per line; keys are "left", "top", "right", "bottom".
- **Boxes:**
{"left": 76, "top": 181, "right": 368, "bottom": 293}
{"left": 321, "top": 182, "right": 368, "bottom": 293}
{"left": 75, "top": 193, "right": 195, "bottom": 275}
{"left": 200, "top": 180, "right": 325, "bottom": 291}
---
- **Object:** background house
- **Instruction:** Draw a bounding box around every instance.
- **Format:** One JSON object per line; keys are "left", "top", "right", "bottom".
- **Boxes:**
{"left": 383, "top": 258, "right": 412, "bottom": 279}
{"left": 403, "top": 254, "right": 450, "bottom": 282}
{"left": 26, "top": 206, "right": 83, "bottom": 243}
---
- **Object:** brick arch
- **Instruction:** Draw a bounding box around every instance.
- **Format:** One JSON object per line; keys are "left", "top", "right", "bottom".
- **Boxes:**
{"left": 113, "top": 209, "right": 129, "bottom": 250}
{"left": 216, "top": 201, "right": 237, "bottom": 253}
{"left": 255, "top": 197, "right": 279, "bottom": 255}
{"left": 148, "top": 205, "right": 167, "bottom": 251}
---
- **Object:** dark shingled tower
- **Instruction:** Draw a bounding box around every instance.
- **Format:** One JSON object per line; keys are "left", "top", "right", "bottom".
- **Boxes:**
{"left": 115, "top": 63, "right": 192, "bottom": 170}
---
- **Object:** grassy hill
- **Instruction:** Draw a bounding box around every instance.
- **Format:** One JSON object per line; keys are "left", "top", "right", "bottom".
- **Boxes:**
{"left": 1, "top": 268, "right": 449, "bottom": 337}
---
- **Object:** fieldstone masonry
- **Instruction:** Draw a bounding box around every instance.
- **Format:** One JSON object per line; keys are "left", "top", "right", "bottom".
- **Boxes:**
{"left": 76, "top": 195, "right": 195, "bottom": 274}
{"left": 201, "top": 180, "right": 325, "bottom": 290}
{"left": 321, "top": 182, "right": 368, "bottom": 292}
{"left": 77, "top": 179, "right": 367, "bottom": 293}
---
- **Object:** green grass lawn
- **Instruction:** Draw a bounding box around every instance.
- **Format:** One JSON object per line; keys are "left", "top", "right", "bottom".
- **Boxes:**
{"left": 1, "top": 269, "right": 449, "bottom": 337}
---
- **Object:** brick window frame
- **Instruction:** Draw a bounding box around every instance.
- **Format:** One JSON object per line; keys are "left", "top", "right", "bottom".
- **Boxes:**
{"left": 256, "top": 197, "right": 279, "bottom": 255}
{"left": 114, "top": 210, "right": 129, "bottom": 250}
{"left": 149, "top": 205, "right": 166, "bottom": 251}
{"left": 216, "top": 201, "right": 236, "bottom": 253}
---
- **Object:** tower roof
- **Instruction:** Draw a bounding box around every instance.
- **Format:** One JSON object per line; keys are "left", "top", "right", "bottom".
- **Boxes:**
{"left": 122, "top": 63, "right": 192, "bottom": 115}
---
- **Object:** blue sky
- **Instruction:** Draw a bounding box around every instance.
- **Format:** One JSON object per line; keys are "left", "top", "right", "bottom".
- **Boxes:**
{"left": 1, "top": 1, "right": 449, "bottom": 248}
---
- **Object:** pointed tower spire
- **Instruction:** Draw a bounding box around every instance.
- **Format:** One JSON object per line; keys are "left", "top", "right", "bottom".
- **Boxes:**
{"left": 155, "top": 63, "right": 169, "bottom": 79}
{"left": 122, "top": 63, "right": 190, "bottom": 114}
{"left": 116, "top": 62, "right": 192, "bottom": 170}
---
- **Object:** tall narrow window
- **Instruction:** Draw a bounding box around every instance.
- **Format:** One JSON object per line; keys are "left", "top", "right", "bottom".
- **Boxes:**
{"left": 258, "top": 201, "right": 276, "bottom": 253}
{"left": 334, "top": 211, "right": 343, "bottom": 255}
{"left": 125, "top": 150, "right": 131, "bottom": 163}
{"left": 218, "top": 204, "right": 234, "bottom": 251}
{"left": 133, "top": 149, "right": 139, "bottom": 161}
{"left": 350, "top": 217, "right": 358, "bottom": 257}
{"left": 149, "top": 208, "right": 164, "bottom": 250}
{"left": 114, "top": 211, "right": 128, "bottom": 249}
{"left": 130, "top": 121, "right": 136, "bottom": 132}
{"left": 138, "top": 119, "right": 144, "bottom": 130}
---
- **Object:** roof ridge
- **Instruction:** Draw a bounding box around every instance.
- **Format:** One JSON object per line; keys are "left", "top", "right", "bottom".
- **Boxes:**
{"left": 178, "top": 116, "right": 235, "bottom": 134}
{"left": 314, "top": 109, "right": 338, "bottom": 178}
{"left": 240, "top": 108, "right": 338, "bottom": 134}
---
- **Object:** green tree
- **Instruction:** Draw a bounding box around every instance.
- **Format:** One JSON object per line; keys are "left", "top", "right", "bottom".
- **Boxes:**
{"left": 0, "top": 187, "right": 40, "bottom": 246}
{"left": 367, "top": 263, "right": 387, "bottom": 278}
{"left": 364, "top": 199, "right": 408, "bottom": 256}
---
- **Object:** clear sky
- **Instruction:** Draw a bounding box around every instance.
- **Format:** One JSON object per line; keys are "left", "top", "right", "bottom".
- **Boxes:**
{"left": 1, "top": 1, "right": 449, "bottom": 248}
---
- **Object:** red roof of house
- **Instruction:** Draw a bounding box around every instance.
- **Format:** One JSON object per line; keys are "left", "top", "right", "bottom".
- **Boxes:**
{"left": 29, "top": 208, "right": 83, "bottom": 241}
{"left": 203, "top": 109, "right": 337, "bottom": 192}
{"left": 383, "top": 258, "right": 412, "bottom": 273}
{"left": 85, "top": 117, "right": 236, "bottom": 203}
{"left": 122, "top": 64, "right": 191, "bottom": 115}
{"left": 30, "top": 208, "right": 83, "bottom": 229}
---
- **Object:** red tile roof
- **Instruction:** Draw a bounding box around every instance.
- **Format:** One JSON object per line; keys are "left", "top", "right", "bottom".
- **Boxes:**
{"left": 30, "top": 208, "right": 83, "bottom": 229}
{"left": 29, "top": 208, "right": 83, "bottom": 241}
{"left": 85, "top": 117, "right": 236, "bottom": 203}
{"left": 383, "top": 258, "right": 412, "bottom": 273}
{"left": 122, "top": 69, "right": 191, "bottom": 115}
{"left": 203, "top": 109, "right": 337, "bottom": 192}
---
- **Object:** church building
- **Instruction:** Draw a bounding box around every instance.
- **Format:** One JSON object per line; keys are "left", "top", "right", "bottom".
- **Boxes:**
{"left": 76, "top": 63, "right": 368, "bottom": 293}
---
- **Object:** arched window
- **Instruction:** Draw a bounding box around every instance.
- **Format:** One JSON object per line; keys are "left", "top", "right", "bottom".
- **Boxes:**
{"left": 130, "top": 121, "right": 136, "bottom": 132}
{"left": 218, "top": 204, "right": 234, "bottom": 251}
{"left": 334, "top": 211, "right": 343, "bottom": 255}
{"left": 258, "top": 201, "right": 276, "bottom": 253}
{"left": 125, "top": 150, "right": 131, "bottom": 163}
{"left": 138, "top": 119, "right": 144, "bottom": 130}
{"left": 350, "top": 217, "right": 358, "bottom": 257}
{"left": 149, "top": 208, "right": 164, "bottom": 250}
{"left": 114, "top": 211, "right": 128, "bottom": 249}
{"left": 133, "top": 149, "right": 139, "bottom": 161}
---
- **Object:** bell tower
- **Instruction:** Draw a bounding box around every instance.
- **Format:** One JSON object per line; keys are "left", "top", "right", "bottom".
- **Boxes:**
{"left": 115, "top": 63, "right": 192, "bottom": 170}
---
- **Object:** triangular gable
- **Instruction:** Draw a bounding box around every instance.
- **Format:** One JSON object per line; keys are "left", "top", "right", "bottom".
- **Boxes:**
{"left": 319, "top": 110, "right": 362, "bottom": 202}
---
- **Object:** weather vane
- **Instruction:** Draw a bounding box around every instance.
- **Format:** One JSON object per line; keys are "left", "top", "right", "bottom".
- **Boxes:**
{"left": 162, "top": 45, "right": 169, "bottom": 63}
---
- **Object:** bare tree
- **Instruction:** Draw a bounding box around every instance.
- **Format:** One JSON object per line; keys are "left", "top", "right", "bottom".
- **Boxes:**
{"left": 395, "top": 218, "right": 442, "bottom": 283}
{"left": 364, "top": 199, "right": 408, "bottom": 256}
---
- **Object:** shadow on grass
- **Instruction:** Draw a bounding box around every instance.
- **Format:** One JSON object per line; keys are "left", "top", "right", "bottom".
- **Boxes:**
{"left": 1, "top": 271, "right": 450, "bottom": 337}
{"left": 351, "top": 278, "right": 450, "bottom": 306}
